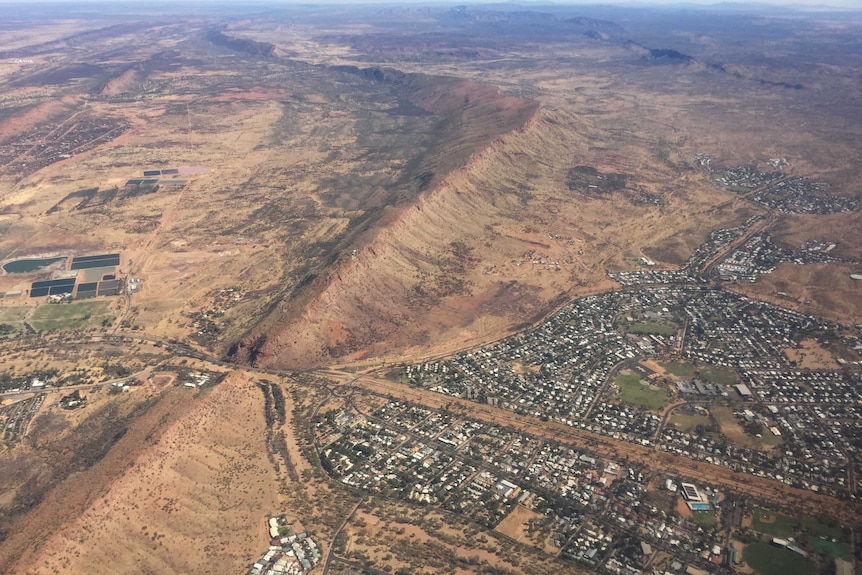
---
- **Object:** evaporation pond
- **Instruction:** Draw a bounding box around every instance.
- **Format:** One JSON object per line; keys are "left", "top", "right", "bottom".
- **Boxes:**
{"left": 3, "top": 257, "right": 66, "bottom": 274}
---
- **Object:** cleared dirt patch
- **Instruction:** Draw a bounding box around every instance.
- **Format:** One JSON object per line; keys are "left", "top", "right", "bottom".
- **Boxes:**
{"left": 711, "top": 406, "right": 779, "bottom": 451}
{"left": 783, "top": 339, "right": 841, "bottom": 369}
{"left": 494, "top": 505, "right": 557, "bottom": 555}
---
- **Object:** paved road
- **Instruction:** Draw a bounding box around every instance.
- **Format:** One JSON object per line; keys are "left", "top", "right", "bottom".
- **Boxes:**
{"left": 0, "top": 366, "right": 153, "bottom": 400}
{"left": 320, "top": 498, "right": 365, "bottom": 575}
{"left": 330, "top": 370, "right": 862, "bottom": 526}
{"left": 701, "top": 213, "right": 776, "bottom": 280}
{"left": 4, "top": 322, "right": 859, "bottom": 526}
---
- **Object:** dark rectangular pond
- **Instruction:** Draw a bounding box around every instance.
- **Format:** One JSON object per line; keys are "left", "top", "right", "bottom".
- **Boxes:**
{"left": 30, "top": 277, "right": 76, "bottom": 297}
{"left": 70, "top": 254, "right": 120, "bottom": 270}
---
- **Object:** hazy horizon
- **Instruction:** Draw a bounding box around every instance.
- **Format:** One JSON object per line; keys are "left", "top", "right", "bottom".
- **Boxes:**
{"left": 0, "top": 0, "right": 860, "bottom": 9}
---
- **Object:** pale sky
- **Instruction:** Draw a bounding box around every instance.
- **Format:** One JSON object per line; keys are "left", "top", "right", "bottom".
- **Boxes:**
{"left": 2, "top": 0, "right": 861, "bottom": 9}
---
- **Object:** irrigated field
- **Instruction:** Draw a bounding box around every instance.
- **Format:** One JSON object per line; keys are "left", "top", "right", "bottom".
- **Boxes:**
{"left": 615, "top": 372, "right": 668, "bottom": 411}
{"left": 30, "top": 301, "right": 112, "bottom": 331}
{"left": 751, "top": 508, "right": 796, "bottom": 538}
{"left": 744, "top": 543, "right": 815, "bottom": 575}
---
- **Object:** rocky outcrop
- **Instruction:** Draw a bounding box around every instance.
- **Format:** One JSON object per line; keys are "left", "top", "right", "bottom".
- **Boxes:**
{"left": 206, "top": 30, "right": 276, "bottom": 58}
{"left": 228, "top": 69, "right": 542, "bottom": 369}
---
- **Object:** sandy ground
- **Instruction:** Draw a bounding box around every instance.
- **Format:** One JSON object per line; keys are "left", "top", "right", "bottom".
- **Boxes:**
{"left": 675, "top": 496, "right": 693, "bottom": 519}
{"left": 736, "top": 263, "right": 862, "bottom": 324}
{"left": 339, "top": 506, "right": 578, "bottom": 575}
{"left": 15, "top": 372, "right": 280, "bottom": 575}
{"left": 783, "top": 339, "right": 842, "bottom": 370}
{"left": 711, "top": 406, "right": 780, "bottom": 451}
{"left": 495, "top": 505, "right": 559, "bottom": 555}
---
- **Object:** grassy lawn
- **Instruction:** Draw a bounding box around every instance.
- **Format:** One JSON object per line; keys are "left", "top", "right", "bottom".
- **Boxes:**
{"left": 0, "top": 305, "right": 30, "bottom": 322}
{"left": 751, "top": 508, "right": 796, "bottom": 538}
{"left": 31, "top": 301, "right": 111, "bottom": 331}
{"left": 809, "top": 538, "right": 849, "bottom": 558}
{"left": 699, "top": 366, "right": 738, "bottom": 385}
{"left": 669, "top": 413, "right": 711, "bottom": 432}
{"left": 757, "top": 426, "right": 783, "bottom": 447}
{"left": 658, "top": 361, "right": 736, "bottom": 385}
{"left": 691, "top": 511, "right": 717, "bottom": 527}
{"left": 615, "top": 372, "right": 668, "bottom": 410}
{"left": 629, "top": 322, "right": 677, "bottom": 336}
{"left": 744, "top": 542, "right": 814, "bottom": 575}
{"left": 802, "top": 516, "right": 848, "bottom": 542}
{"left": 660, "top": 361, "right": 696, "bottom": 378}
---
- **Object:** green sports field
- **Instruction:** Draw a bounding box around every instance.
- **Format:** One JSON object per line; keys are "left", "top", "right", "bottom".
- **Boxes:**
{"left": 743, "top": 542, "right": 814, "bottom": 575}
{"left": 615, "top": 372, "right": 668, "bottom": 410}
